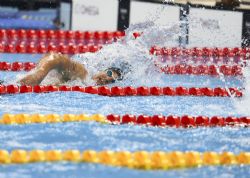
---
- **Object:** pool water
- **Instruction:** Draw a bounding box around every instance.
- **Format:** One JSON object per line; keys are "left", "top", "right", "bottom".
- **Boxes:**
{"left": 0, "top": 52, "right": 249, "bottom": 178}
{"left": 0, "top": 7, "right": 56, "bottom": 29}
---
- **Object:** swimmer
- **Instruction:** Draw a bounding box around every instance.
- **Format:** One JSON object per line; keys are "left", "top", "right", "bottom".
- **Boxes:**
{"left": 18, "top": 53, "right": 126, "bottom": 86}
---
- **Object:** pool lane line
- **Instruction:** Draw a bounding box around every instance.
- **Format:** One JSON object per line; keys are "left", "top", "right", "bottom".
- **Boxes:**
{"left": 0, "top": 114, "right": 249, "bottom": 127}
{"left": 0, "top": 29, "right": 249, "bottom": 57}
{"left": 0, "top": 29, "right": 125, "bottom": 41}
{"left": 0, "top": 28, "right": 249, "bottom": 58}
{"left": 0, "top": 149, "right": 249, "bottom": 170}
{"left": 0, "top": 43, "right": 102, "bottom": 54}
{"left": 156, "top": 56, "right": 247, "bottom": 65}
{"left": 0, "top": 61, "right": 243, "bottom": 76}
{"left": 0, "top": 43, "right": 249, "bottom": 60}
{"left": 2, "top": 28, "right": 248, "bottom": 56}
{"left": 150, "top": 46, "right": 250, "bottom": 58}
{"left": 0, "top": 38, "right": 250, "bottom": 60}
{"left": 0, "top": 62, "right": 36, "bottom": 71}
{"left": 0, "top": 85, "right": 243, "bottom": 97}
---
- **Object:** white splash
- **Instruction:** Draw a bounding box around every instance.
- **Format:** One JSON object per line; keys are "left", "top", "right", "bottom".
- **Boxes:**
{"left": 233, "top": 63, "right": 250, "bottom": 115}
{"left": 71, "top": 21, "right": 181, "bottom": 86}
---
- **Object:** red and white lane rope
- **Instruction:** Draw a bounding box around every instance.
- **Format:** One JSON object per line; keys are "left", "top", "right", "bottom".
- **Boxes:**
{"left": 1, "top": 29, "right": 249, "bottom": 59}
{"left": 106, "top": 114, "right": 250, "bottom": 127}
{"left": 156, "top": 56, "right": 246, "bottom": 65}
{"left": 0, "top": 85, "right": 243, "bottom": 97}
{"left": 0, "top": 61, "right": 243, "bottom": 76}
{"left": 152, "top": 47, "right": 250, "bottom": 66}
{"left": 0, "top": 44, "right": 102, "bottom": 54}
{"left": 0, "top": 62, "right": 36, "bottom": 71}
{"left": 150, "top": 46, "right": 250, "bottom": 58}
{"left": 156, "top": 63, "right": 242, "bottom": 76}
{"left": 0, "top": 29, "right": 125, "bottom": 41}
{"left": 0, "top": 41, "right": 249, "bottom": 59}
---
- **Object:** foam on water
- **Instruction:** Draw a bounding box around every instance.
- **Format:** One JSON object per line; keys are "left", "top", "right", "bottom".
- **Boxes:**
{"left": 72, "top": 22, "right": 182, "bottom": 86}
{"left": 69, "top": 1, "right": 183, "bottom": 86}
{"left": 233, "top": 63, "right": 250, "bottom": 115}
{"left": 13, "top": 22, "right": 177, "bottom": 86}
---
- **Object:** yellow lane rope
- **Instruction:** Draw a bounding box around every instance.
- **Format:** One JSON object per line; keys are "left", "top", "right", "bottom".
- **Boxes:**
{"left": 0, "top": 150, "right": 249, "bottom": 170}
{"left": 0, "top": 114, "right": 108, "bottom": 125}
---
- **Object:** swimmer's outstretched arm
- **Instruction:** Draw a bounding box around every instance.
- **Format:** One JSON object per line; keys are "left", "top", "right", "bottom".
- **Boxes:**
{"left": 19, "top": 53, "right": 88, "bottom": 86}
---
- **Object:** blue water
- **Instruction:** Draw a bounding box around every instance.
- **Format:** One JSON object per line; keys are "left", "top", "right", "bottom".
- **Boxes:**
{"left": 0, "top": 54, "right": 249, "bottom": 178}
{"left": 0, "top": 8, "right": 56, "bottom": 29}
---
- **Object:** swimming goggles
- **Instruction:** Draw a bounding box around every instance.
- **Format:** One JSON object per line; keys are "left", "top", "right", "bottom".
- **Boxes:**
{"left": 106, "top": 70, "right": 114, "bottom": 78}
{"left": 105, "top": 67, "right": 123, "bottom": 81}
{"left": 103, "top": 69, "right": 115, "bottom": 83}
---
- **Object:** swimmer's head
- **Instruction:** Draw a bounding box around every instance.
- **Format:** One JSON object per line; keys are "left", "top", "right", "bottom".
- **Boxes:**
{"left": 92, "top": 68, "right": 122, "bottom": 85}
{"left": 92, "top": 62, "right": 131, "bottom": 85}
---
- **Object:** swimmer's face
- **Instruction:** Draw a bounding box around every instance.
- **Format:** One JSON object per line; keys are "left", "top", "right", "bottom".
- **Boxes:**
{"left": 92, "top": 69, "right": 120, "bottom": 85}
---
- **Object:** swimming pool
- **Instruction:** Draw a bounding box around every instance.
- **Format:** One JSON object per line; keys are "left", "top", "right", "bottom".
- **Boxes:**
{"left": 0, "top": 50, "right": 250, "bottom": 178}
{"left": 1, "top": 24, "right": 250, "bottom": 178}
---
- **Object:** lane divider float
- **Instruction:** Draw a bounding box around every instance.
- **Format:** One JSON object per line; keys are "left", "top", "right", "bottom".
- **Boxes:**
{"left": 0, "top": 114, "right": 108, "bottom": 125}
{"left": 0, "top": 43, "right": 102, "bottom": 54}
{"left": 0, "top": 62, "right": 36, "bottom": 71}
{"left": 0, "top": 61, "right": 243, "bottom": 76}
{"left": 0, "top": 114, "right": 249, "bottom": 127}
{"left": 0, "top": 29, "right": 125, "bottom": 41}
{"left": 157, "top": 64, "right": 242, "bottom": 76}
{"left": 1, "top": 29, "right": 249, "bottom": 58}
{"left": 0, "top": 43, "right": 249, "bottom": 59}
{"left": 0, "top": 149, "right": 249, "bottom": 170}
{"left": 0, "top": 29, "right": 249, "bottom": 60}
{"left": 157, "top": 56, "right": 246, "bottom": 65}
{"left": 0, "top": 85, "right": 243, "bottom": 97}
{"left": 150, "top": 46, "right": 250, "bottom": 58}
